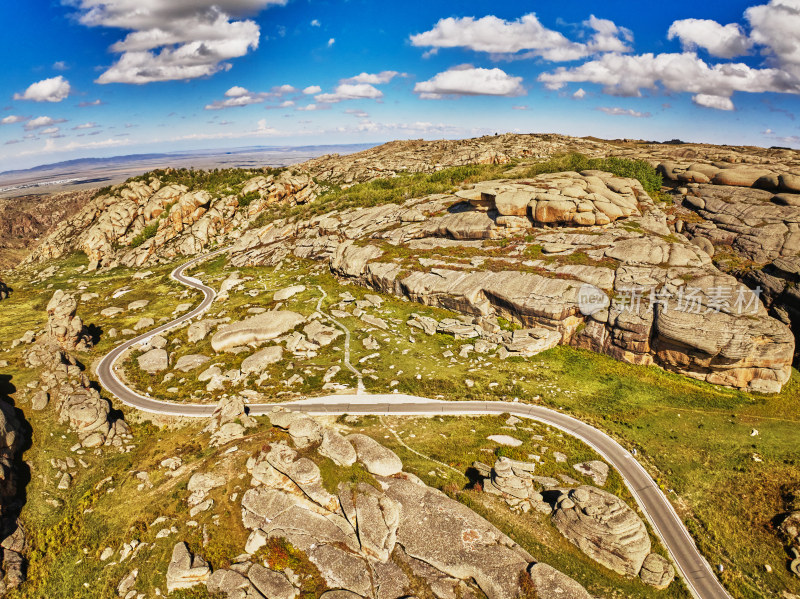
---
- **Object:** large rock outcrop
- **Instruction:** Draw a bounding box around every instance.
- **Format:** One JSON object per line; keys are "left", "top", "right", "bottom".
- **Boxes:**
{"left": 0, "top": 398, "right": 26, "bottom": 595}
{"left": 229, "top": 172, "right": 794, "bottom": 392}
{"left": 0, "top": 281, "right": 9, "bottom": 302}
{"left": 217, "top": 410, "right": 595, "bottom": 599}
{"left": 24, "top": 291, "right": 130, "bottom": 449}
{"left": 671, "top": 183, "right": 800, "bottom": 366}
{"left": 552, "top": 486, "right": 650, "bottom": 576}
{"left": 22, "top": 170, "right": 317, "bottom": 269}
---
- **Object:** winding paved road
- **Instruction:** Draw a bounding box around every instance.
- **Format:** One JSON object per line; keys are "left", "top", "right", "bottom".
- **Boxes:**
{"left": 96, "top": 250, "right": 731, "bottom": 599}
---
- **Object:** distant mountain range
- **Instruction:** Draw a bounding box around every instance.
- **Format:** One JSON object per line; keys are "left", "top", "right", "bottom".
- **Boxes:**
{"left": 0, "top": 143, "right": 379, "bottom": 197}
{"left": 0, "top": 144, "right": 378, "bottom": 178}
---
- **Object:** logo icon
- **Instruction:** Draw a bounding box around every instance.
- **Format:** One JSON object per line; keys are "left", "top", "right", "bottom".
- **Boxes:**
{"left": 577, "top": 283, "right": 610, "bottom": 316}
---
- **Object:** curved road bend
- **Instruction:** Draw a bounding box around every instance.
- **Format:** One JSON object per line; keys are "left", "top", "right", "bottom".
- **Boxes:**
{"left": 96, "top": 251, "right": 731, "bottom": 599}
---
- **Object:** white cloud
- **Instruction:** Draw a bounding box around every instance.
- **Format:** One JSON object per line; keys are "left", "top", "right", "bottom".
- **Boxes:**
{"left": 512, "top": 105, "right": 528, "bottom": 110}
{"left": 73, "top": 122, "right": 99, "bottom": 130}
{"left": 327, "top": 38, "right": 335, "bottom": 47}
{"left": 77, "top": 99, "right": 104, "bottom": 107}
{"left": 746, "top": 0, "right": 800, "bottom": 79}
{"left": 414, "top": 65, "right": 525, "bottom": 99}
{"left": 0, "top": 115, "right": 27, "bottom": 125}
{"left": 69, "top": 0, "right": 286, "bottom": 84}
{"left": 538, "top": 1, "right": 800, "bottom": 111}
{"left": 597, "top": 106, "right": 651, "bottom": 117}
{"left": 310, "top": 19, "right": 320, "bottom": 27}
{"left": 205, "top": 84, "right": 295, "bottom": 109}
{"left": 538, "top": 52, "right": 800, "bottom": 108}
{"left": 573, "top": 88, "right": 587, "bottom": 99}
{"left": 409, "top": 13, "right": 631, "bottom": 61}
{"left": 13, "top": 76, "right": 71, "bottom": 102}
{"left": 303, "top": 85, "right": 322, "bottom": 94}
{"left": 692, "top": 94, "right": 735, "bottom": 110}
{"left": 345, "top": 109, "right": 370, "bottom": 117}
{"left": 315, "top": 83, "right": 383, "bottom": 103}
{"left": 40, "top": 127, "right": 61, "bottom": 135}
{"left": 667, "top": 19, "right": 751, "bottom": 59}
{"left": 296, "top": 103, "right": 326, "bottom": 111}
{"left": 24, "top": 116, "right": 67, "bottom": 131}
{"left": 342, "top": 71, "right": 402, "bottom": 84}
{"left": 53, "top": 61, "right": 69, "bottom": 71}
{"left": 279, "top": 100, "right": 295, "bottom": 107}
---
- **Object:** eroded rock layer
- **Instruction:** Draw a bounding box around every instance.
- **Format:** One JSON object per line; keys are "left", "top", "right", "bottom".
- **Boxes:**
{"left": 229, "top": 173, "right": 794, "bottom": 392}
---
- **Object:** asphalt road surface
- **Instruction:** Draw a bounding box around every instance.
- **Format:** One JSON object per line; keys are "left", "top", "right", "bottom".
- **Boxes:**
{"left": 95, "top": 250, "right": 731, "bottom": 599}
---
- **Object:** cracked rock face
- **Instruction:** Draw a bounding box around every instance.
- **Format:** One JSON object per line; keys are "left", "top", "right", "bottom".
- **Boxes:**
{"left": 23, "top": 171, "right": 317, "bottom": 269}
{"left": 229, "top": 172, "right": 794, "bottom": 392}
{"left": 231, "top": 410, "right": 592, "bottom": 599}
{"left": 552, "top": 486, "right": 651, "bottom": 578}
{"left": 211, "top": 311, "right": 305, "bottom": 352}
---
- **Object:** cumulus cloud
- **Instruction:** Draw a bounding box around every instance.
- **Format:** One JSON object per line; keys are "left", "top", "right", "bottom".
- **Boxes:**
{"left": 327, "top": 38, "right": 335, "bottom": 47}
{"left": 24, "top": 116, "right": 67, "bottom": 131}
{"left": 40, "top": 127, "right": 61, "bottom": 135}
{"left": 0, "top": 115, "right": 27, "bottom": 125}
{"left": 537, "top": 1, "right": 800, "bottom": 110}
{"left": 13, "top": 76, "right": 71, "bottom": 102}
{"left": 303, "top": 85, "right": 322, "bottom": 94}
{"left": 53, "top": 61, "right": 69, "bottom": 71}
{"left": 73, "top": 122, "right": 99, "bottom": 130}
{"left": 692, "top": 94, "right": 735, "bottom": 110}
{"left": 310, "top": 19, "right": 320, "bottom": 27}
{"left": 746, "top": 0, "right": 800, "bottom": 79}
{"left": 342, "top": 71, "right": 403, "bottom": 84}
{"left": 205, "top": 84, "right": 295, "bottom": 109}
{"left": 667, "top": 19, "right": 751, "bottom": 58}
{"left": 296, "top": 103, "right": 329, "bottom": 111}
{"left": 597, "top": 106, "right": 651, "bottom": 117}
{"left": 538, "top": 52, "right": 799, "bottom": 106}
{"left": 410, "top": 13, "right": 632, "bottom": 61}
{"left": 414, "top": 65, "right": 525, "bottom": 99}
{"left": 573, "top": 88, "right": 587, "bottom": 99}
{"left": 69, "top": 0, "right": 286, "bottom": 84}
{"left": 315, "top": 83, "right": 383, "bottom": 103}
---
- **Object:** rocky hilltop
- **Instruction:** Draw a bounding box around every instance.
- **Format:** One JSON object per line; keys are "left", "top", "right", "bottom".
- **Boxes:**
{"left": 229, "top": 169, "right": 794, "bottom": 392}
{"left": 17, "top": 134, "right": 800, "bottom": 390}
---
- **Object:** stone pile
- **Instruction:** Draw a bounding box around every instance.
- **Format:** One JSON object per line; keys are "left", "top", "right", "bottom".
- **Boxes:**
{"left": 457, "top": 170, "right": 643, "bottom": 228}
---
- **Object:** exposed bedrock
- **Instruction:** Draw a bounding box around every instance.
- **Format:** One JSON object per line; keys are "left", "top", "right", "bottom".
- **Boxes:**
{"left": 230, "top": 173, "right": 794, "bottom": 392}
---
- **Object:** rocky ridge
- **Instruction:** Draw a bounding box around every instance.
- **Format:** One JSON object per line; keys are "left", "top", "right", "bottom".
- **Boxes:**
{"left": 229, "top": 171, "right": 794, "bottom": 392}
{"left": 23, "top": 170, "right": 317, "bottom": 270}
{"left": 23, "top": 290, "right": 131, "bottom": 449}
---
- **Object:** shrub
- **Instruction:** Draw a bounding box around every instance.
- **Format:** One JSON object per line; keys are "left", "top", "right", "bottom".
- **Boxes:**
{"left": 129, "top": 222, "right": 159, "bottom": 248}
{"left": 237, "top": 190, "right": 260, "bottom": 208}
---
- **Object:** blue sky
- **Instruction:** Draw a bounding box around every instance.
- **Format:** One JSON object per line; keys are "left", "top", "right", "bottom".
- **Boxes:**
{"left": 1, "top": 0, "right": 799, "bottom": 170}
